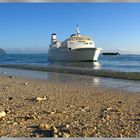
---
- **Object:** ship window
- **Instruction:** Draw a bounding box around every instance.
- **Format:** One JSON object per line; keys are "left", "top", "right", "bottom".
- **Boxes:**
{"left": 89, "top": 42, "right": 92, "bottom": 44}
{"left": 70, "top": 42, "right": 74, "bottom": 44}
{"left": 78, "top": 42, "right": 88, "bottom": 44}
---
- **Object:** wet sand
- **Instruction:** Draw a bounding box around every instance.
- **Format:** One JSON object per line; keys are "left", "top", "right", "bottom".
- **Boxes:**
{"left": 1, "top": 67, "right": 140, "bottom": 93}
{"left": 0, "top": 75, "right": 140, "bottom": 137}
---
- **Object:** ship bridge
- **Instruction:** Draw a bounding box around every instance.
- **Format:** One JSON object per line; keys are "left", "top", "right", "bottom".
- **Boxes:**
{"left": 70, "top": 36, "right": 92, "bottom": 41}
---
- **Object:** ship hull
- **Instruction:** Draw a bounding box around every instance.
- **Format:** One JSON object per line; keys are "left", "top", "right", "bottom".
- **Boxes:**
{"left": 48, "top": 48, "right": 101, "bottom": 62}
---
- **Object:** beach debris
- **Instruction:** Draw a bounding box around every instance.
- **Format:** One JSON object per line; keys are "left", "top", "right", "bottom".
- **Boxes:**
{"left": 9, "top": 76, "right": 14, "bottom": 78}
{"left": 74, "top": 90, "right": 79, "bottom": 93}
{"left": 53, "top": 134, "right": 58, "bottom": 138}
{"left": 3, "top": 86, "right": 8, "bottom": 90}
{"left": 106, "top": 115, "right": 111, "bottom": 120}
{"left": 80, "top": 106, "right": 90, "bottom": 112}
{"left": 106, "top": 107, "right": 112, "bottom": 111}
{"left": 103, "top": 107, "right": 119, "bottom": 112}
{"left": 66, "top": 124, "right": 70, "bottom": 128}
{"left": 25, "top": 96, "right": 48, "bottom": 102}
{"left": 62, "top": 132, "right": 70, "bottom": 137}
{"left": 24, "top": 82, "right": 28, "bottom": 85}
{"left": 118, "top": 101, "right": 122, "bottom": 104}
{"left": 8, "top": 97, "right": 13, "bottom": 100}
{"left": 38, "top": 123, "right": 70, "bottom": 137}
{"left": 36, "top": 96, "right": 47, "bottom": 102}
{"left": 50, "top": 126, "right": 59, "bottom": 134}
{"left": 50, "top": 109, "right": 57, "bottom": 115}
{"left": 13, "top": 122, "right": 18, "bottom": 125}
{"left": 39, "top": 123, "right": 50, "bottom": 130}
{"left": 24, "top": 114, "right": 36, "bottom": 120}
{"left": 0, "top": 111, "right": 6, "bottom": 118}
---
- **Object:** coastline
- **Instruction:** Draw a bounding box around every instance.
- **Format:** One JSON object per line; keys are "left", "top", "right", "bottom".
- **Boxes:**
{"left": 1, "top": 64, "right": 140, "bottom": 81}
{"left": 0, "top": 66, "right": 140, "bottom": 93}
{"left": 0, "top": 75, "right": 139, "bottom": 137}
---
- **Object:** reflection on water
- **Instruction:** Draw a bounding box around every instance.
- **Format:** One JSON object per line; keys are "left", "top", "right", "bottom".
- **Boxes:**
{"left": 92, "top": 77, "right": 100, "bottom": 86}
{"left": 0, "top": 67, "right": 140, "bottom": 93}
{"left": 48, "top": 61, "right": 101, "bottom": 70}
{"left": 47, "top": 72, "right": 140, "bottom": 93}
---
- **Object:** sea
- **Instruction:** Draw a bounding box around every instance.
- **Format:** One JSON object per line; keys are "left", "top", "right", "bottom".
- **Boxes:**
{"left": 0, "top": 54, "right": 140, "bottom": 92}
{"left": 0, "top": 54, "right": 140, "bottom": 72}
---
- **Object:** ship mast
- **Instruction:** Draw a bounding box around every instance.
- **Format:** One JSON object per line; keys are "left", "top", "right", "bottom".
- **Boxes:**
{"left": 76, "top": 25, "right": 81, "bottom": 36}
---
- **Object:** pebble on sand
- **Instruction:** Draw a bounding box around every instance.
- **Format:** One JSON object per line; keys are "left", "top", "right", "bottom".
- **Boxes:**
{"left": 24, "top": 82, "right": 28, "bottom": 85}
{"left": 36, "top": 96, "right": 47, "bottom": 102}
{"left": 0, "top": 111, "right": 6, "bottom": 118}
{"left": 9, "top": 76, "right": 14, "bottom": 78}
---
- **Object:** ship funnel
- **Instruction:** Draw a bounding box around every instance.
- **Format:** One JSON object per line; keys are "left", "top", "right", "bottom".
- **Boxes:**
{"left": 51, "top": 33, "right": 57, "bottom": 40}
{"left": 76, "top": 25, "right": 81, "bottom": 36}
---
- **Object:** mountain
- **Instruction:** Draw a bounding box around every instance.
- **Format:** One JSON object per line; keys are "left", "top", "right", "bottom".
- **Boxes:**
{"left": 0, "top": 48, "right": 6, "bottom": 54}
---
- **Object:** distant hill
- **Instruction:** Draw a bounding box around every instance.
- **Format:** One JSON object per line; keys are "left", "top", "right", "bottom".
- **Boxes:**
{"left": 0, "top": 48, "right": 6, "bottom": 54}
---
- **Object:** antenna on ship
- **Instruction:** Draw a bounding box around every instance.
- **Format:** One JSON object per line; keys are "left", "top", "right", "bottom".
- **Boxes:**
{"left": 76, "top": 25, "right": 81, "bottom": 36}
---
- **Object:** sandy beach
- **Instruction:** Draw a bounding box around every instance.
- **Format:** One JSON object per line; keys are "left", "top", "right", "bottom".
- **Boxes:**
{"left": 0, "top": 75, "right": 140, "bottom": 137}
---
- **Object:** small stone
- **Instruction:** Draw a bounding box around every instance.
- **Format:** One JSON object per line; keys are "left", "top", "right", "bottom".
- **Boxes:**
{"left": 50, "top": 126, "right": 58, "bottom": 134}
{"left": 107, "top": 108, "right": 112, "bottom": 111}
{"left": 62, "top": 132, "right": 70, "bottom": 137}
{"left": 18, "top": 121, "right": 22, "bottom": 125}
{"left": 3, "top": 86, "right": 8, "bottom": 90}
{"left": 36, "top": 96, "right": 46, "bottom": 102}
{"left": 66, "top": 124, "right": 70, "bottom": 128}
{"left": 39, "top": 123, "right": 45, "bottom": 129}
{"left": 0, "top": 111, "right": 6, "bottom": 118}
{"left": 93, "top": 126, "right": 97, "bottom": 130}
{"left": 35, "top": 134, "right": 40, "bottom": 138}
{"left": 44, "top": 124, "right": 50, "bottom": 130}
{"left": 24, "top": 82, "right": 28, "bottom": 85}
{"left": 118, "top": 101, "right": 122, "bottom": 104}
{"left": 50, "top": 111, "right": 55, "bottom": 115}
{"left": 81, "top": 109, "right": 86, "bottom": 112}
{"left": 13, "top": 122, "right": 18, "bottom": 125}
{"left": 7, "top": 121, "right": 12, "bottom": 124}
{"left": 53, "top": 134, "right": 58, "bottom": 138}
{"left": 106, "top": 115, "right": 111, "bottom": 120}
{"left": 58, "top": 132, "right": 62, "bottom": 137}
{"left": 39, "top": 123, "right": 50, "bottom": 130}
{"left": 9, "top": 76, "right": 14, "bottom": 78}
{"left": 25, "top": 114, "right": 34, "bottom": 120}
{"left": 9, "top": 97, "right": 13, "bottom": 100}
{"left": 74, "top": 90, "right": 78, "bottom": 93}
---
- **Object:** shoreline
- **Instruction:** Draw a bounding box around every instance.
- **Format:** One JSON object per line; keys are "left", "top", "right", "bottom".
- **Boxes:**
{"left": 1, "top": 64, "right": 140, "bottom": 81}
{"left": 0, "top": 66, "right": 140, "bottom": 93}
{"left": 0, "top": 75, "right": 140, "bottom": 137}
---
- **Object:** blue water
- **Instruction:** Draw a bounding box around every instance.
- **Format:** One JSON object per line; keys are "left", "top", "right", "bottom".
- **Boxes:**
{"left": 0, "top": 54, "right": 140, "bottom": 92}
{"left": 99, "top": 54, "right": 140, "bottom": 72}
{"left": 0, "top": 54, "right": 140, "bottom": 72}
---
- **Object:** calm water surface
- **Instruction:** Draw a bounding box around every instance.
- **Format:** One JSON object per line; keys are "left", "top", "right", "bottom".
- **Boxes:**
{"left": 0, "top": 54, "right": 140, "bottom": 72}
{"left": 0, "top": 54, "right": 140, "bottom": 92}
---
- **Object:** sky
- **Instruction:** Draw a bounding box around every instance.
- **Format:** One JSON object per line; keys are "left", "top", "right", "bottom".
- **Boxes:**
{"left": 0, "top": 2, "right": 140, "bottom": 54}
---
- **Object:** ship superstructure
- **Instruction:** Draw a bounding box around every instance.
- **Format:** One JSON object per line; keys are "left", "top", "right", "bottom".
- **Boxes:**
{"left": 48, "top": 25, "right": 101, "bottom": 61}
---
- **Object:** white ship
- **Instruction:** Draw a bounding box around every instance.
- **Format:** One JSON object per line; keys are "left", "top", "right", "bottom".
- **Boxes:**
{"left": 48, "top": 25, "right": 101, "bottom": 61}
